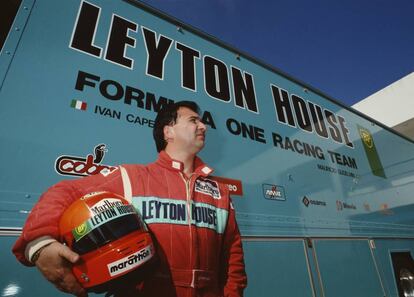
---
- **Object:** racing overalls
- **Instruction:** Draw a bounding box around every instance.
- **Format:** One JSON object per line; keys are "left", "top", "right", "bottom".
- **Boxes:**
{"left": 13, "top": 151, "right": 247, "bottom": 297}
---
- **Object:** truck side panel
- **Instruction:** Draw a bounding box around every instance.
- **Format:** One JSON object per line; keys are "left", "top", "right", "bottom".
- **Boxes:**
{"left": 1, "top": 0, "right": 414, "bottom": 296}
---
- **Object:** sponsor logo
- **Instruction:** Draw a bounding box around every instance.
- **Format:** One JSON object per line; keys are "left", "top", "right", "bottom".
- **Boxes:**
{"left": 142, "top": 200, "right": 218, "bottom": 227}
{"left": 302, "top": 196, "right": 326, "bottom": 207}
{"left": 336, "top": 200, "right": 343, "bottom": 211}
{"left": 108, "top": 245, "right": 153, "bottom": 277}
{"left": 55, "top": 144, "right": 117, "bottom": 177}
{"left": 360, "top": 129, "right": 373, "bottom": 149}
{"left": 195, "top": 178, "right": 221, "bottom": 199}
{"left": 89, "top": 198, "right": 123, "bottom": 215}
{"left": 72, "top": 221, "right": 93, "bottom": 241}
{"left": 336, "top": 200, "right": 356, "bottom": 211}
{"left": 380, "top": 203, "right": 394, "bottom": 215}
{"left": 344, "top": 202, "right": 356, "bottom": 210}
{"left": 74, "top": 223, "right": 89, "bottom": 237}
{"left": 80, "top": 192, "right": 106, "bottom": 200}
{"left": 89, "top": 205, "right": 134, "bottom": 227}
{"left": 73, "top": 204, "right": 136, "bottom": 241}
{"left": 133, "top": 196, "right": 229, "bottom": 234}
{"left": 212, "top": 176, "right": 243, "bottom": 196}
{"left": 357, "top": 125, "right": 386, "bottom": 178}
{"left": 263, "top": 184, "right": 286, "bottom": 201}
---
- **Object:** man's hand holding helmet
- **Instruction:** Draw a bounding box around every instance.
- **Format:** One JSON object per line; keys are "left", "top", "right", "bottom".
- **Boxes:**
{"left": 34, "top": 241, "right": 87, "bottom": 297}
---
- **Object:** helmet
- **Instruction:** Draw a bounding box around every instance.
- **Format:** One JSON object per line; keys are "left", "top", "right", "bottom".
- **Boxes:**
{"left": 59, "top": 191, "right": 155, "bottom": 292}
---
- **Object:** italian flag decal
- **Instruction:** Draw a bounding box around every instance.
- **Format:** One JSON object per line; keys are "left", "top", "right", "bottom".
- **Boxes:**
{"left": 71, "top": 99, "right": 87, "bottom": 111}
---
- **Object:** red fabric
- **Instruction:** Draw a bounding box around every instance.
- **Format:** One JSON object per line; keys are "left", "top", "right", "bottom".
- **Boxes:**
{"left": 13, "top": 151, "right": 247, "bottom": 297}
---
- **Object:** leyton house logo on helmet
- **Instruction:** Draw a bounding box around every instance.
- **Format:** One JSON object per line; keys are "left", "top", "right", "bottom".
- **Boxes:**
{"left": 108, "top": 245, "right": 153, "bottom": 277}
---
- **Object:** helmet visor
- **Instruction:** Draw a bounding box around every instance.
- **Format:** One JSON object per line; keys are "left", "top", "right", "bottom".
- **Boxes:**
{"left": 70, "top": 206, "right": 146, "bottom": 255}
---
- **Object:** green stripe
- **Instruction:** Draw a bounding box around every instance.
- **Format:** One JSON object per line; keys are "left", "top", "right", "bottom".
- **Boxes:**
{"left": 70, "top": 99, "right": 77, "bottom": 108}
{"left": 132, "top": 196, "right": 228, "bottom": 234}
{"left": 357, "top": 125, "right": 386, "bottom": 178}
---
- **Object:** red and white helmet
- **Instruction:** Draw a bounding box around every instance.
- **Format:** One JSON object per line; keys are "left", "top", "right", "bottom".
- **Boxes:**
{"left": 59, "top": 191, "right": 155, "bottom": 292}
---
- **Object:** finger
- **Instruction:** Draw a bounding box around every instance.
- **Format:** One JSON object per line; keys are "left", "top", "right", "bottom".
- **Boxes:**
{"left": 54, "top": 284, "right": 66, "bottom": 293}
{"left": 58, "top": 244, "right": 80, "bottom": 264}
{"left": 68, "top": 281, "right": 88, "bottom": 297}
{"left": 59, "top": 272, "right": 88, "bottom": 297}
{"left": 76, "top": 289, "right": 88, "bottom": 297}
{"left": 55, "top": 282, "right": 86, "bottom": 297}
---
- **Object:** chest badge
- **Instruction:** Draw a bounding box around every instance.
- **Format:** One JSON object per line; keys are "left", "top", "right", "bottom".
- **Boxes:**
{"left": 195, "top": 178, "right": 221, "bottom": 199}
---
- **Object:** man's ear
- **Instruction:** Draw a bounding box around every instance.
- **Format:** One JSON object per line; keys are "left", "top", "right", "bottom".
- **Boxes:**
{"left": 164, "top": 125, "right": 174, "bottom": 140}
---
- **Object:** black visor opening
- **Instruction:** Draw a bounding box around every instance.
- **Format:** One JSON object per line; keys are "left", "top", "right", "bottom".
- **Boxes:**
{"left": 72, "top": 214, "right": 145, "bottom": 255}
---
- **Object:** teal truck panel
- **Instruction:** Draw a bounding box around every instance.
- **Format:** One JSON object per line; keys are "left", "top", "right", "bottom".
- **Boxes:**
{"left": 1, "top": 0, "right": 414, "bottom": 296}
{"left": 243, "top": 239, "right": 314, "bottom": 297}
{"left": 313, "top": 239, "right": 384, "bottom": 297}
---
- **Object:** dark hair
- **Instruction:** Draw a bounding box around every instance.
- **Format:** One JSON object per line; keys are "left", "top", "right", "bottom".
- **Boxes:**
{"left": 153, "top": 101, "right": 200, "bottom": 152}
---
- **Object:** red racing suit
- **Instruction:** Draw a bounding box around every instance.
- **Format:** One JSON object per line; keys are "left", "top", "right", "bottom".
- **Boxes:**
{"left": 13, "top": 151, "right": 247, "bottom": 297}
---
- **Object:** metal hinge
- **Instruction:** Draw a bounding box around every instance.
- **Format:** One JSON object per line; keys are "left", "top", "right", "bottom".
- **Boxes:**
{"left": 306, "top": 237, "right": 313, "bottom": 248}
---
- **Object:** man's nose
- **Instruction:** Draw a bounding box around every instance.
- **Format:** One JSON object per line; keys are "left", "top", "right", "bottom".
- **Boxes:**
{"left": 199, "top": 121, "right": 207, "bottom": 132}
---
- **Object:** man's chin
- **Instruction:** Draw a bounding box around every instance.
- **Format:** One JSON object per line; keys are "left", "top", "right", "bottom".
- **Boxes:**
{"left": 194, "top": 141, "right": 205, "bottom": 152}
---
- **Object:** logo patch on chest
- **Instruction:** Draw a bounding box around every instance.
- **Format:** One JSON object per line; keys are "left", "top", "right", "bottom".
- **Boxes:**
{"left": 195, "top": 178, "right": 221, "bottom": 199}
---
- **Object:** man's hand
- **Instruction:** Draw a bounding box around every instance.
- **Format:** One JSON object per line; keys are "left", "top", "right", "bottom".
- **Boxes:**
{"left": 35, "top": 242, "right": 87, "bottom": 297}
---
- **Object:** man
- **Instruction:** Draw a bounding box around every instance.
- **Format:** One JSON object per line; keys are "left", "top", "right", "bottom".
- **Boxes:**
{"left": 13, "top": 101, "right": 247, "bottom": 297}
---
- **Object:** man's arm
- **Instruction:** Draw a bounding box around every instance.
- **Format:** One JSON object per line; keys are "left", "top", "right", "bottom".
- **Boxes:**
{"left": 12, "top": 167, "right": 124, "bottom": 295}
{"left": 13, "top": 179, "right": 84, "bottom": 265}
{"left": 220, "top": 199, "right": 247, "bottom": 297}
{"left": 13, "top": 167, "right": 124, "bottom": 264}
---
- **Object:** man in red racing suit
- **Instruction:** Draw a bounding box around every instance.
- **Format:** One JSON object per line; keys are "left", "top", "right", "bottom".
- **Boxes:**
{"left": 12, "top": 101, "right": 247, "bottom": 297}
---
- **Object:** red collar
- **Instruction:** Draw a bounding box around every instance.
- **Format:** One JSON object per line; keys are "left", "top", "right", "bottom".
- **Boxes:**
{"left": 156, "top": 151, "right": 214, "bottom": 177}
